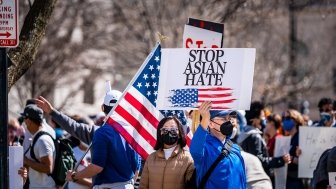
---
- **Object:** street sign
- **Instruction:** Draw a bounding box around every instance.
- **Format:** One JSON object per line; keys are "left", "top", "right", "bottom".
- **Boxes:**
{"left": 0, "top": 0, "right": 19, "bottom": 47}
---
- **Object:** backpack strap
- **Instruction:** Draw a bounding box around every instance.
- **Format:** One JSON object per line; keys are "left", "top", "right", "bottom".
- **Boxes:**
{"left": 30, "top": 131, "right": 54, "bottom": 162}
{"left": 198, "top": 139, "right": 233, "bottom": 189}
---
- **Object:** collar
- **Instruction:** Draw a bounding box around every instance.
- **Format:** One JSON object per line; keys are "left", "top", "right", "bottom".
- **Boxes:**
{"left": 156, "top": 145, "right": 181, "bottom": 159}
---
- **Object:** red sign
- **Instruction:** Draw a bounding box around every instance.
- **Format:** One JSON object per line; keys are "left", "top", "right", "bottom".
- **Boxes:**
{"left": 0, "top": 0, "right": 19, "bottom": 47}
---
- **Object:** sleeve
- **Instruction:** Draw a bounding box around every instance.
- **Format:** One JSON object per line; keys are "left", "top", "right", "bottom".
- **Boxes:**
{"left": 190, "top": 126, "right": 208, "bottom": 165}
{"left": 248, "top": 135, "right": 285, "bottom": 169}
{"left": 35, "top": 135, "right": 55, "bottom": 159}
{"left": 91, "top": 129, "right": 107, "bottom": 168}
{"left": 138, "top": 158, "right": 150, "bottom": 189}
{"left": 50, "top": 110, "right": 96, "bottom": 145}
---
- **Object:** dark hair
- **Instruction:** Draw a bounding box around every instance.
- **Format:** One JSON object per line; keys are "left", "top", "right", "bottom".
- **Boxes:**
{"left": 266, "top": 114, "right": 282, "bottom": 129}
{"left": 102, "top": 104, "right": 112, "bottom": 115}
{"left": 28, "top": 117, "right": 43, "bottom": 125}
{"left": 154, "top": 116, "right": 186, "bottom": 150}
{"left": 318, "top": 98, "right": 332, "bottom": 112}
{"left": 333, "top": 100, "right": 336, "bottom": 111}
{"left": 245, "top": 101, "right": 264, "bottom": 125}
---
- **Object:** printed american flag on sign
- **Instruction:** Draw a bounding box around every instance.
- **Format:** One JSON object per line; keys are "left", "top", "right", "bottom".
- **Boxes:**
{"left": 105, "top": 44, "right": 192, "bottom": 159}
{"left": 168, "top": 87, "right": 236, "bottom": 109}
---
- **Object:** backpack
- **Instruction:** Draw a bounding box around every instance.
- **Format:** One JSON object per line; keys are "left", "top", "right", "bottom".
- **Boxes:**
{"left": 312, "top": 148, "right": 331, "bottom": 189}
{"left": 30, "top": 131, "right": 77, "bottom": 186}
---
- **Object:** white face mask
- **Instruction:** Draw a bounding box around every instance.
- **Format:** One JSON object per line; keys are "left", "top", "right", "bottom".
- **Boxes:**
{"left": 230, "top": 127, "right": 238, "bottom": 139}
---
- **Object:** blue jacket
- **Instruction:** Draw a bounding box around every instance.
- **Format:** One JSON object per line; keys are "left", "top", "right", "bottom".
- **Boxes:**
{"left": 92, "top": 124, "right": 141, "bottom": 186}
{"left": 190, "top": 126, "right": 247, "bottom": 189}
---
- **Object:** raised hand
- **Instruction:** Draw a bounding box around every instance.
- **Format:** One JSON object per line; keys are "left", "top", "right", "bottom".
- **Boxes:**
{"left": 199, "top": 101, "right": 212, "bottom": 130}
{"left": 35, "top": 96, "right": 55, "bottom": 114}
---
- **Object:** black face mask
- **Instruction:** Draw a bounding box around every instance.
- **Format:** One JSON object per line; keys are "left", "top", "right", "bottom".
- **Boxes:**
{"left": 162, "top": 131, "right": 178, "bottom": 145}
{"left": 212, "top": 120, "right": 234, "bottom": 136}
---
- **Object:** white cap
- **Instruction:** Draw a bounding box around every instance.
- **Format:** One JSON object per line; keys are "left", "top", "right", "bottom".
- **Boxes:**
{"left": 103, "top": 90, "right": 122, "bottom": 106}
{"left": 103, "top": 80, "right": 122, "bottom": 106}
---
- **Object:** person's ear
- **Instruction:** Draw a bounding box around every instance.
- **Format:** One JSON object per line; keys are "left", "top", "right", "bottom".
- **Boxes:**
{"left": 101, "top": 105, "right": 104, "bottom": 112}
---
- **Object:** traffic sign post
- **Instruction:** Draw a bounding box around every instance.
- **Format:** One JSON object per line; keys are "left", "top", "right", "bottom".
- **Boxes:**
{"left": 0, "top": 0, "right": 19, "bottom": 47}
{"left": 0, "top": 0, "right": 18, "bottom": 188}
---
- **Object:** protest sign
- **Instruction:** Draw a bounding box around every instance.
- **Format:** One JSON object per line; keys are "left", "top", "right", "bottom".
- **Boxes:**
{"left": 299, "top": 127, "right": 336, "bottom": 178}
{"left": 183, "top": 18, "right": 224, "bottom": 48}
{"left": 157, "top": 48, "right": 256, "bottom": 110}
{"left": 329, "top": 172, "right": 336, "bottom": 189}
{"left": 9, "top": 146, "right": 23, "bottom": 189}
{"left": 183, "top": 25, "right": 222, "bottom": 48}
{"left": 274, "top": 136, "right": 291, "bottom": 189}
{"left": 187, "top": 18, "right": 224, "bottom": 34}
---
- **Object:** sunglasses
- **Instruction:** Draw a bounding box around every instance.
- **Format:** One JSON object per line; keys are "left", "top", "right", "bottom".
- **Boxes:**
{"left": 160, "top": 127, "right": 178, "bottom": 134}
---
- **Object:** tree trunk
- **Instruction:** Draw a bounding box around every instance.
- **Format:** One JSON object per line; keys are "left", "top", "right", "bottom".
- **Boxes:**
{"left": 7, "top": 0, "right": 58, "bottom": 90}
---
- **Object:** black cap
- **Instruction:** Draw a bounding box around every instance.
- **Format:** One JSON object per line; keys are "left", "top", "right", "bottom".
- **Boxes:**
{"left": 20, "top": 104, "right": 44, "bottom": 123}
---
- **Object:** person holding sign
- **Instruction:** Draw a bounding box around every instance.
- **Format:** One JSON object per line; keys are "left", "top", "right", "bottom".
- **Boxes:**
{"left": 139, "top": 116, "right": 194, "bottom": 189}
{"left": 190, "top": 101, "right": 246, "bottom": 189}
{"left": 282, "top": 109, "right": 305, "bottom": 189}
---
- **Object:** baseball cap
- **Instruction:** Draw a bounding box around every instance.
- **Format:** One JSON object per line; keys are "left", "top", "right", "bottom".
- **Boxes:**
{"left": 210, "top": 110, "right": 237, "bottom": 119}
{"left": 20, "top": 104, "right": 44, "bottom": 123}
{"left": 103, "top": 90, "right": 122, "bottom": 106}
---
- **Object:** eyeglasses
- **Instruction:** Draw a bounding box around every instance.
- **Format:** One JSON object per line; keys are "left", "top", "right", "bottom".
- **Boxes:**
{"left": 160, "top": 127, "right": 178, "bottom": 134}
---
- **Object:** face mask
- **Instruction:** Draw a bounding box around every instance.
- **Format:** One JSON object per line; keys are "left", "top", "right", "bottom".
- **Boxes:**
{"left": 162, "top": 131, "right": 178, "bottom": 145}
{"left": 212, "top": 120, "right": 234, "bottom": 137}
{"left": 283, "top": 118, "right": 295, "bottom": 131}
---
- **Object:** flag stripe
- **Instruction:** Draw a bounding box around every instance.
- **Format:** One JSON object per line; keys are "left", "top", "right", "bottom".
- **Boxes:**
{"left": 106, "top": 118, "right": 153, "bottom": 159}
{"left": 124, "top": 92, "right": 159, "bottom": 129}
{"left": 109, "top": 114, "right": 154, "bottom": 155}
{"left": 118, "top": 97, "right": 157, "bottom": 139}
{"left": 198, "top": 93, "right": 232, "bottom": 98}
{"left": 109, "top": 113, "right": 155, "bottom": 154}
{"left": 114, "top": 105, "right": 157, "bottom": 147}
{"left": 198, "top": 99, "right": 236, "bottom": 104}
{"left": 198, "top": 87, "right": 232, "bottom": 91}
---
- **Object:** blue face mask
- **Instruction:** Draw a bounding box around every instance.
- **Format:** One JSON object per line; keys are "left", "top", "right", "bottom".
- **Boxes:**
{"left": 283, "top": 118, "right": 295, "bottom": 131}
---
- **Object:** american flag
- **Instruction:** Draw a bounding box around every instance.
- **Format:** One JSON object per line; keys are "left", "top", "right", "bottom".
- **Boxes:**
{"left": 105, "top": 44, "right": 192, "bottom": 159}
{"left": 168, "top": 87, "right": 236, "bottom": 109}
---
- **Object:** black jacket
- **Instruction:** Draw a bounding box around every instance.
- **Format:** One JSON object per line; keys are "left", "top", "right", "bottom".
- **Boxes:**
{"left": 237, "top": 125, "right": 285, "bottom": 176}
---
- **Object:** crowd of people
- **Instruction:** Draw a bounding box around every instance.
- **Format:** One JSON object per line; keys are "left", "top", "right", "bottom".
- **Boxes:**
{"left": 8, "top": 90, "right": 336, "bottom": 189}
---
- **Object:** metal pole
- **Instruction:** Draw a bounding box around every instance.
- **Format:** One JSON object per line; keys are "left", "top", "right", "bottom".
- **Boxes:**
{"left": 0, "top": 47, "right": 9, "bottom": 189}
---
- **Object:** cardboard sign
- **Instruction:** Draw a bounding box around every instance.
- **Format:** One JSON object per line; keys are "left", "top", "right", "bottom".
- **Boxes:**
{"left": 157, "top": 48, "right": 256, "bottom": 110}
{"left": 183, "top": 25, "right": 222, "bottom": 48}
{"left": 9, "top": 146, "right": 23, "bottom": 189}
{"left": 299, "top": 127, "right": 336, "bottom": 178}
{"left": 274, "top": 136, "right": 291, "bottom": 189}
{"left": 0, "top": 0, "right": 19, "bottom": 47}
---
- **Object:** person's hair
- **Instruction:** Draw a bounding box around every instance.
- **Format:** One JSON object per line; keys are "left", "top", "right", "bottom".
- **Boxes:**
{"left": 154, "top": 116, "right": 186, "bottom": 150}
{"left": 285, "top": 109, "right": 304, "bottom": 128}
{"left": 333, "top": 100, "right": 336, "bottom": 111}
{"left": 318, "top": 97, "right": 332, "bottom": 112}
{"left": 102, "top": 104, "right": 113, "bottom": 115}
{"left": 245, "top": 101, "right": 264, "bottom": 125}
{"left": 266, "top": 114, "right": 282, "bottom": 129}
{"left": 8, "top": 118, "right": 20, "bottom": 130}
{"left": 28, "top": 117, "right": 43, "bottom": 125}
